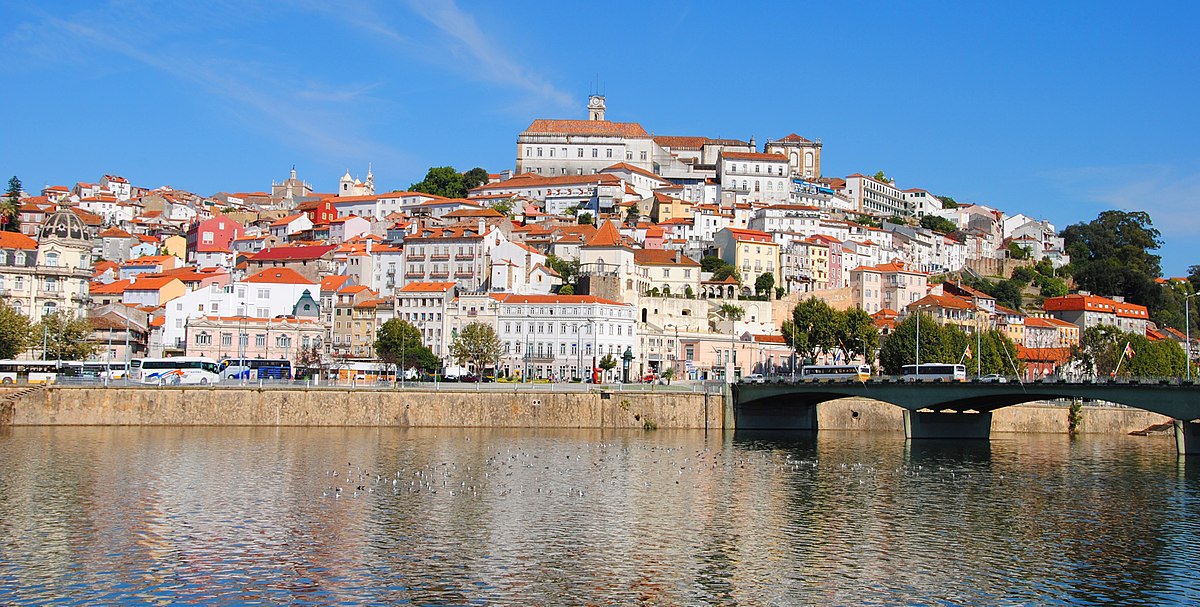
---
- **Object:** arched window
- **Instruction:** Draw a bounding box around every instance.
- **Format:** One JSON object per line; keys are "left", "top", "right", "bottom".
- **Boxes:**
{"left": 45, "top": 252, "right": 59, "bottom": 267}
{"left": 42, "top": 302, "right": 57, "bottom": 317}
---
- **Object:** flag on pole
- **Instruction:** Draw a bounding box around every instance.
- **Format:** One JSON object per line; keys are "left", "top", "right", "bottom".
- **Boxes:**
{"left": 964, "top": 345, "right": 972, "bottom": 358}
{"left": 1123, "top": 342, "right": 1135, "bottom": 359}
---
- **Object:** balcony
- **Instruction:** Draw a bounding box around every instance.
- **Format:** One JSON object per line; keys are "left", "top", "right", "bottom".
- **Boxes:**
{"left": 405, "top": 272, "right": 424, "bottom": 278}
{"left": 430, "top": 271, "right": 449, "bottom": 278}
{"left": 454, "top": 253, "right": 474, "bottom": 261}
{"left": 407, "top": 254, "right": 425, "bottom": 262}
{"left": 455, "top": 271, "right": 473, "bottom": 278}
{"left": 430, "top": 254, "right": 450, "bottom": 262}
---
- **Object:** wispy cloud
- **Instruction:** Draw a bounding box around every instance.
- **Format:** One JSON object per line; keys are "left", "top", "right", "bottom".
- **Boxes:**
{"left": 312, "top": 0, "right": 573, "bottom": 112}
{"left": 1041, "top": 164, "right": 1200, "bottom": 238}
{"left": 24, "top": 6, "right": 408, "bottom": 170}
{"left": 403, "top": 0, "right": 573, "bottom": 109}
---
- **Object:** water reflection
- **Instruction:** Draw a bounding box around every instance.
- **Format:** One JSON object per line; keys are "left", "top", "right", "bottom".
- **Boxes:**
{"left": 0, "top": 427, "right": 1196, "bottom": 605}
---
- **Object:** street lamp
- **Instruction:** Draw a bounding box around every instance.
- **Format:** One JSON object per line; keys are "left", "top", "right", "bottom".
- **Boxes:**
{"left": 1186, "top": 292, "right": 1199, "bottom": 380}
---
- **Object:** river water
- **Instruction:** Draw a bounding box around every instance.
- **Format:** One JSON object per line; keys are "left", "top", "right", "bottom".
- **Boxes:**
{"left": 0, "top": 426, "right": 1197, "bottom": 606}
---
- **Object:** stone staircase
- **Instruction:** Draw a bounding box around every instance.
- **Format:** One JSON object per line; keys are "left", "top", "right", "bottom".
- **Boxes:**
{"left": 1, "top": 384, "right": 47, "bottom": 425}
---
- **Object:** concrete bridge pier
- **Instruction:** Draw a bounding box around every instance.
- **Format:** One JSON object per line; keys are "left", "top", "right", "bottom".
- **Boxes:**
{"left": 1176, "top": 419, "right": 1200, "bottom": 455}
{"left": 904, "top": 410, "right": 993, "bottom": 440}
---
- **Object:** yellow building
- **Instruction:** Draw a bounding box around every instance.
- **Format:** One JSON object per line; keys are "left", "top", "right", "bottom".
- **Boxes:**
{"left": 714, "top": 227, "right": 780, "bottom": 291}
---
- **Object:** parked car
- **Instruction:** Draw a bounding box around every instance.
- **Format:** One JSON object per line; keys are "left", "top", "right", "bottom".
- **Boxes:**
{"left": 743, "top": 374, "right": 766, "bottom": 384}
{"left": 979, "top": 374, "right": 1008, "bottom": 383}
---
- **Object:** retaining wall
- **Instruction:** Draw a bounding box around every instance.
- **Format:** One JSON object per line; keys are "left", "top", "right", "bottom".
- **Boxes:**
{"left": 6, "top": 386, "right": 722, "bottom": 430}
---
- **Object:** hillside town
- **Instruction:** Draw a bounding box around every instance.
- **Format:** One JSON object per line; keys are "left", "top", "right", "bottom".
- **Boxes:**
{"left": 0, "top": 95, "right": 1190, "bottom": 382}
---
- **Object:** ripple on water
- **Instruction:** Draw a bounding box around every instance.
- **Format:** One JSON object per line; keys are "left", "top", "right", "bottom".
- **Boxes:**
{"left": 0, "top": 427, "right": 1197, "bottom": 605}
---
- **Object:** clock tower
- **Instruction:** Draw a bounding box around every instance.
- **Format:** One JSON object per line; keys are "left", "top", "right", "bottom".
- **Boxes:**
{"left": 587, "top": 95, "right": 606, "bottom": 121}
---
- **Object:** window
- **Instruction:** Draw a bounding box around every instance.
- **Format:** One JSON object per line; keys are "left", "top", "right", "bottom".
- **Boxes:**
{"left": 606, "top": 149, "right": 613, "bottom": 158}
{"left": 221, "top": 333, "right": 232, "bottom": 347}
{"left": 202, "top": 232, "right": 214, "bottom": 245}
{"left": 577, "top": 148, "right": 583, "bottom": 158}
{"left": 45, "top": 252, "right": 59, "bottom": 267}
{"left": 42, "top": 302, "right": 57, "bottom": 317}
{"left": 640, "top": 151, "right": 647, "bottom": 161}
{"left": 592, "top": 148, "right": 598, "bottom": 158}
{"left": 526, "top": 147, "right": 532, "bottom": 156}
{"left": 255, "top": 334, "right": 266, "bottom": 347}
{"left": 537, "top": 147, "right": 543, "bottom": 157}
{"left": 194, "top": 332, "right": 212, "bottom": 345}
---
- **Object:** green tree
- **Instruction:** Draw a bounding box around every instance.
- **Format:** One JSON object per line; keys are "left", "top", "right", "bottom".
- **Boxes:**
{"left": 462, "top": 167, "right": 490, "bottom": 191}
{"left": 1, "top": 176, "right": 21, "bottom": 232}
{"left": 754, "top": 272, "right": 775, "bottom": 297}
{"left": 598, "top": 353, "right": 618, "bottom": 376}
{"left": 853, "top": 214, "right": 881, "bottom": 228}
{"left": 717, "top": 303, "right": 744, "bottom": 322}
{"left": 660, "top": 366, "right": 675, "bottom": 385}
{"left": 0, "top": 300, "right": 32, "bottom": 358}
{"left": 1071, "top": 325, "right": 1125, "bottom": 378}
{"left": 1072, "top": 326, "right": 1184, "bottom": 379}
{"left": 1061, "top": 210, "right": 1162, "bottom": 311}
{"left": 490, "top": 198, "right": 515, "bottom": 218}
{"left": 782, "top": 297, "right": 841, "bottom": 363}
{"left": 375, "top": 319, "right": 438, "bottom": 376}
{"left": 872, "top": 170, "right": 892, "bottom": 184}
{"left": 1006, "top": 241, "right": 1031, "bottom": 260}
{"left": 700, "top": 255, "right": 726, "bottom": 273}
{"left": 36, "top": 313, "right": 97, "bottom": 360}
{"left": 837, "top": 307, "right": 881, "bottom": 364}
{"left": 711, "top": 264, "right": 741, "bottom": 284}
{"left": 920, "top": 215, "right": 958, "bottom": 234}
{"left": 879, "top": 312, "right": 949, "bottom": 374}
{"left": 557, "top": 284, "right": 575, "bottom": 295}
{"left": 937, "top": 194, "right": 959, "bottom": 209}
{"left": 578, "top": 212, "right": 594, "bottom": 226}
{"left": 410, "top": 166, "right": 468, "bottom": 198}
{"left": 625, "top": 203, "right": 640, "bottom": 225}
{"left": 545, "top": 253, "right": 580, "bottom": 286}
{"left": 449, "top": 322, "right": 503, "bottom": 374}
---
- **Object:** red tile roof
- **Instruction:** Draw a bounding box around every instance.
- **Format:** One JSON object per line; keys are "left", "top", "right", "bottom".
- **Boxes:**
{"left": 0, "top": 231, "right": 38, "bottom": 250}
{"left": 500, "top": 294, "right": 628, "bottom": 306}
{"left": 584, "top": 220, "right": 627, "bottom": 248}
{"left": 398, "top": 282, "right": 456, "bottom": 293}
{"left": 243, "top": 268, "right": 316, "bottom": 285}
{"left": 524, "top": 119, "right": 649, "bottom": 138}
{"left": 633, "top": 249, "right": 699, "bottom": 266}
{"left": 248, "top": 244, "right": 335, "bottom": 261}
{"left": 721, "top": 151, "right": 787, "bottom": 162}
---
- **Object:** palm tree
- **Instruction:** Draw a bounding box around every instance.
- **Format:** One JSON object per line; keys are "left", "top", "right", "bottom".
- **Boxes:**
{"left": 718, "top": 303, "right": 744, "bottom": 322}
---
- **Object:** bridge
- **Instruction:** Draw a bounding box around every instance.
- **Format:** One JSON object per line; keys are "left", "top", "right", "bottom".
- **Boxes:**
{"left": 732, "top": 379, "right": 1200, "bottom": 455}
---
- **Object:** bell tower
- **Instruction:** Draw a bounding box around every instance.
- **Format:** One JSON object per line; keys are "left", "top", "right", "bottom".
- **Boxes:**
{"left": 587, "top": 95, "right": 606, "bottom": 121}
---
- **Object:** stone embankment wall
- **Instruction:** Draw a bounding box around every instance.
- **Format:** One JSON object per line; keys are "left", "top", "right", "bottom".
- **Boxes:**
{"left": 4, "top": 386, "right": 722, "bottom": 430}
{"left": 0, "top": 388, "right": 1173, "bottom": 434}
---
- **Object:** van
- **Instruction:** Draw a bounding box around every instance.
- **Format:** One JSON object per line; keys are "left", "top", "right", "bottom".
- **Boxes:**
{"left": 743, "top": 373, "right": 766, "bottom": 384}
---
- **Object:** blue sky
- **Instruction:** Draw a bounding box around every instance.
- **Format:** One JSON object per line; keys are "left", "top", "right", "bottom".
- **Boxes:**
{"left": 2, "top": 1, "right": 1197, "bottom": 275}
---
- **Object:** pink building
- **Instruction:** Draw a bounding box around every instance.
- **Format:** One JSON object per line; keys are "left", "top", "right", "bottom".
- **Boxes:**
{"left": 183, "top": 315, "right": 325, "bottom": 363}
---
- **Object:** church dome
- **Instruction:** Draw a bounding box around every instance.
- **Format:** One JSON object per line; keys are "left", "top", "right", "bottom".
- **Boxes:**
{"left": 39, "top": 211, "right": 91, "bottom": 242}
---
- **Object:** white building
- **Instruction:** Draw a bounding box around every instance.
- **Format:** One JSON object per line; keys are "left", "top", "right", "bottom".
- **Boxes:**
{"left": 496, "top": 294, "right": 637, "bottom": 382}
{"left": 516, "top": 95, "right": 656, "bottom": 177}
{"left": 718, "top": 151, "right": 790, "bottom": 205}
{"left": 162, "top": 267, "right": 319, "bottom": 352}
{"left": 842, "top": 174, "right": 909, "bottom": 217}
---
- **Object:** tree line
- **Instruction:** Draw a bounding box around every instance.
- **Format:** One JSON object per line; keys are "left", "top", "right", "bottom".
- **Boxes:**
{"left": 0, "top": 301, "right": 97, "bottom": 360}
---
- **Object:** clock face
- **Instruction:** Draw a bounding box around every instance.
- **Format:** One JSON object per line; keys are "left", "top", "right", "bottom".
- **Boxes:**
{"left": 589, "top": 96, "right": 603, "bottom": 107}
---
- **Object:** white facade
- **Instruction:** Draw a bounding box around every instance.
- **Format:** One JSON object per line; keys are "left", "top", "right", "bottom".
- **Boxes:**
{"left": 496, "top": 294, "right": 637, "bottom": 382}
{"left": 718, "top": 152, "right": 790, "bottom": 204}
{"left": 842, "top": 174, "right": 910, "bottom": 217}
{"left": 162, "top": 271, "right": 319, "bottom": 351}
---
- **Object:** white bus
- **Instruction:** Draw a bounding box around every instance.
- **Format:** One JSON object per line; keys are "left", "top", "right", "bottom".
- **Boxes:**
{"left": 901, "top": 363, "right": 967, "bottom": 382}
{"left": 0, "top": 360, "right": 62, "bottom": 384}
{"left": 129, "top": 357, "right": 222, "bottom": 385}
{"left": 800, "top": 364, "right": 872, "bottom": 382}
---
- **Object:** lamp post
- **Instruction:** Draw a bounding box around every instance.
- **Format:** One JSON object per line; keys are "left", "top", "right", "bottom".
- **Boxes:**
{"left": 914, "top": 305, "right": 922, "bottom": 370}
{"left": 1186, "top": 292, "right": 1199, "bottom": 380}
